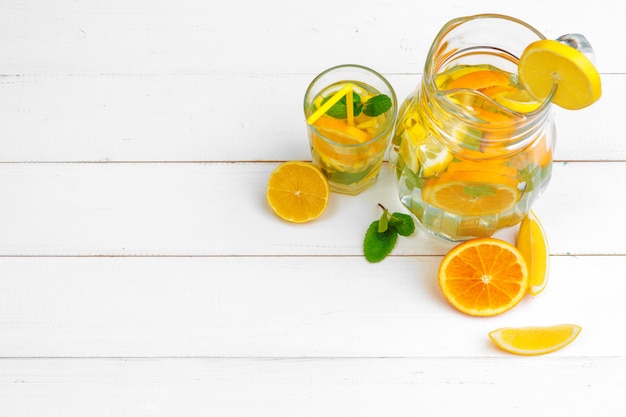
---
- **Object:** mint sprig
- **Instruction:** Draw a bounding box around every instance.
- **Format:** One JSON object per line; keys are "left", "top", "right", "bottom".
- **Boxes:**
{"left": 325, "top": 93, "right": 392, "bottom": 119}
{"left": 364, "top": 204, "right": 415, "bottom": 263}
{"left": 362, "top": 94, "right": 392, "bottom": 117}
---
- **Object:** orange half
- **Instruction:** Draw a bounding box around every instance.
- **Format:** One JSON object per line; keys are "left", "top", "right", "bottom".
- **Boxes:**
{"left": 438, "top": 238, "right": 529, "bottom": 316}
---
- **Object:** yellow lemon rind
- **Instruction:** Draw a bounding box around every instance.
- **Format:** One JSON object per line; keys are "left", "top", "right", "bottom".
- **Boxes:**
{"left": 516, "top": 210, "right": 549, "bottom": 295}
{"left": 489, "top": 324, "right": 582, "bottom": 356}
{"left": 266, "top": 161, "right": 330, "bottom": 224}
{"left": 519, "top": 39, "right": 601, "bottom": 110}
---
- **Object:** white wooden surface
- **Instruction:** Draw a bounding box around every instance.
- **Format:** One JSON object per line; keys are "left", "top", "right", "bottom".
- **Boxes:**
{"left": 1, "top": 0, "right": 625, "bottom": 415}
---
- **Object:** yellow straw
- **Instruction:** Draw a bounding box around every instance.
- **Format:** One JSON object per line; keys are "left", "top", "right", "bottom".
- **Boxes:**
{"left": 346, "top": 85, "right": 354, "bottom": 126}
{"left": 306, "top": 84, "right": 353, "bottom": 125}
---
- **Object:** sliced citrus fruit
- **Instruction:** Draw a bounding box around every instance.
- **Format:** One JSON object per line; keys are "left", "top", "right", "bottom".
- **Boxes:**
{"left": 398, "top": 131, "right": 421, "bottom": 173}
{"left": 493, "top": 87, "right": 542, "bottom": 113}
{"left": 447, "top": 69, "right": 511, "bottom": 91}
{"left": 445, "top": 160, "right": 518, "bottom": 178}
{"left": 516, "top": 210, "right": 549, "bottom": 295}
{"left": 489, "top": 324, "right": 582, "bottom": 356}
{"left": 418, "top": 142, "right": 453, "bottom": 177}
{"left": 438, "top": 238, "right": 529, "bottom": 316}
{"left": 312, "top": 115, "right": 372, "bottom": 144}
{"left": 311, "top": 115, "right": 377, "bottom": 169}
{"left": 519, "top": 39, "right": 601, "bottom": 110}
{"left": 422, "top": 172, "right": 519, "bottom": 216}
{"left": 266, "top": 161, "right": 330, "bottom": 223}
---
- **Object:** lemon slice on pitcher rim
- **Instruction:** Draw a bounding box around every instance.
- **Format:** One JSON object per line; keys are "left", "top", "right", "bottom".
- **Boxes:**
{"left": 519, "top": 39, "right": 601, "bottom": 110}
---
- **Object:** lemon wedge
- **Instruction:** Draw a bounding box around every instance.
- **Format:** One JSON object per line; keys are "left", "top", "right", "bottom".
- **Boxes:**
{"left": 489, "top": 324, "right": 582, "bottom": 356}
{"left": 418, "top": 142, "right": 453, "bottom": 177}
{"left": 519, "top": 39, "right": 601, "bottom": 110}
{"left": 516, "top": 210, "right": 549, "bottom": 295}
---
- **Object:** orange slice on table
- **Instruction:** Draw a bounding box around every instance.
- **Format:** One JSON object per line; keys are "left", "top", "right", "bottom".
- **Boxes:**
{"left": 516, "top": 210, "right": 550, "bottom": 295}
{"left": 266, "top": 161, "right": 330, "bottom": 223}
{"left": 489, "top": 324, "right": 582, "bottom": 356}
{"left": 519, "top": 39, "right": 602, "bottom": 110}
{"left": 438, "top": 238, "right": 529, "bottom": 316}
{"left": 422, "top": 171, "right": 519, "bottom": 216}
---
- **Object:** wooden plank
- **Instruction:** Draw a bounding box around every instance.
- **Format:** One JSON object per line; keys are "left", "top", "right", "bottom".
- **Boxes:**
{"left": 0, "top": 357, "right": 623, "bottom": 416}
{"left": 0, "top": 73, "right": 622, "bottom": 162}
{"left": 0, "top": 255, "right": 623, "bottom": 357}
{"left": 0, "top": 162, "right": 623, "bottom": 256}
{"left": 0, "top": 0, "right": 623, "bottom": 74}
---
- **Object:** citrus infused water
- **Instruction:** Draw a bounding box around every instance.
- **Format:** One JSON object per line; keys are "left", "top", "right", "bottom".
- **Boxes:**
{"left": 304, "top": 65, "right": 397, "bottom": 195}
{"left": 389, "top": 63, "right": 554, "bottom": 241}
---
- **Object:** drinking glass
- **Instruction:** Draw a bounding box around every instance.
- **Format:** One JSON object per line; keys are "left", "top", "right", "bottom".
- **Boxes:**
{"left": 304, "top": 64, "right": 397, "bottom": 195}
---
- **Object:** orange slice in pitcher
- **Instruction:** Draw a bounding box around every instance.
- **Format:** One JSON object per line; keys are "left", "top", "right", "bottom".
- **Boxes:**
{"left": 445, "top": 160, "right": 518, "bottom": 178}
{"left": 519, "top": 39, "right": 601, "bottom": 110}
{"left": 447, "top": 69, "right": 511, "bottom": 91}
{"left": 422, "top": 171, "right": 519, "bottom": 216}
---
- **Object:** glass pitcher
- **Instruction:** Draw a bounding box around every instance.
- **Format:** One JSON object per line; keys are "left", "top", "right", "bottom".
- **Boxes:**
{"left": 389, "top": 14, "right": 556, "bottom": 241}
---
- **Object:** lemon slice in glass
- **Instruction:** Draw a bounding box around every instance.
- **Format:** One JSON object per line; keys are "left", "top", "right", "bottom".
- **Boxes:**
{"left": 519, "top": 39, "right": 601, "bottom": 110}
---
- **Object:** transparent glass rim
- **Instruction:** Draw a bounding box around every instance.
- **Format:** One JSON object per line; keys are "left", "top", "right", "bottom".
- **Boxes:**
{"left": 304, "top": 64, "right": 398, "bottom": 148}
{"left": 425, "top": 13, "right": 552, "bottom": 116}
{"left": 421, "top": 13, "right": 555, "bottom": 152}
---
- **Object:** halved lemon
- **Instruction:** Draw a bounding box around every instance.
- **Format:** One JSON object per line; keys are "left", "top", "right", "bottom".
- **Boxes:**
{"left": 516, "top": 210, "right": 550, "bottom": 295}
{"left": 266, "top": 161, "right": 330, "bottom": 223}
{"left": 489, "top": 324, "right": 582, "bottom": 356}
{"left": 519, "top": 39, "right": 601, "bottom": 110}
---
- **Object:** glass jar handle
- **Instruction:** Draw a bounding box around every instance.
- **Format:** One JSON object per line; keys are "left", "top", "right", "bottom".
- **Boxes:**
{"left": 556, "top": 33, "right": 596, "bottom": 63}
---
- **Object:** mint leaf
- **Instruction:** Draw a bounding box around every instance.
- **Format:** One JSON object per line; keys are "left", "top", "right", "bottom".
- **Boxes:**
{"left": 326, "top": 169, "right": 371, "bottom": 185}
{"left": 378, "top": 209, "right": 389, "bottom": 233}
{"left": 389, "top": 213, "right": 415, "bottom": 237}
{"left": 403, "top": 164, "right": 424, "bottom": 189}
{"left": 364, "top": 205, "right": 415, "bottom": 263}
{"left": 364, "top": 221, "right": 398, "bottom": 263}
{"left": 322, "top": 92, "right": 362, "bottom": 119}
{"left": 463, "top": 185, "right": 496, "bottom": 198}
{"left": 362, "top": 94, "right": 392, "bottom": 117}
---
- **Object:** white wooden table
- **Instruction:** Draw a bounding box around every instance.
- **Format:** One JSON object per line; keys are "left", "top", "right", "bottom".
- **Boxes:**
{"left": 1, "top": 1, "right": 625, "bottom": 415}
